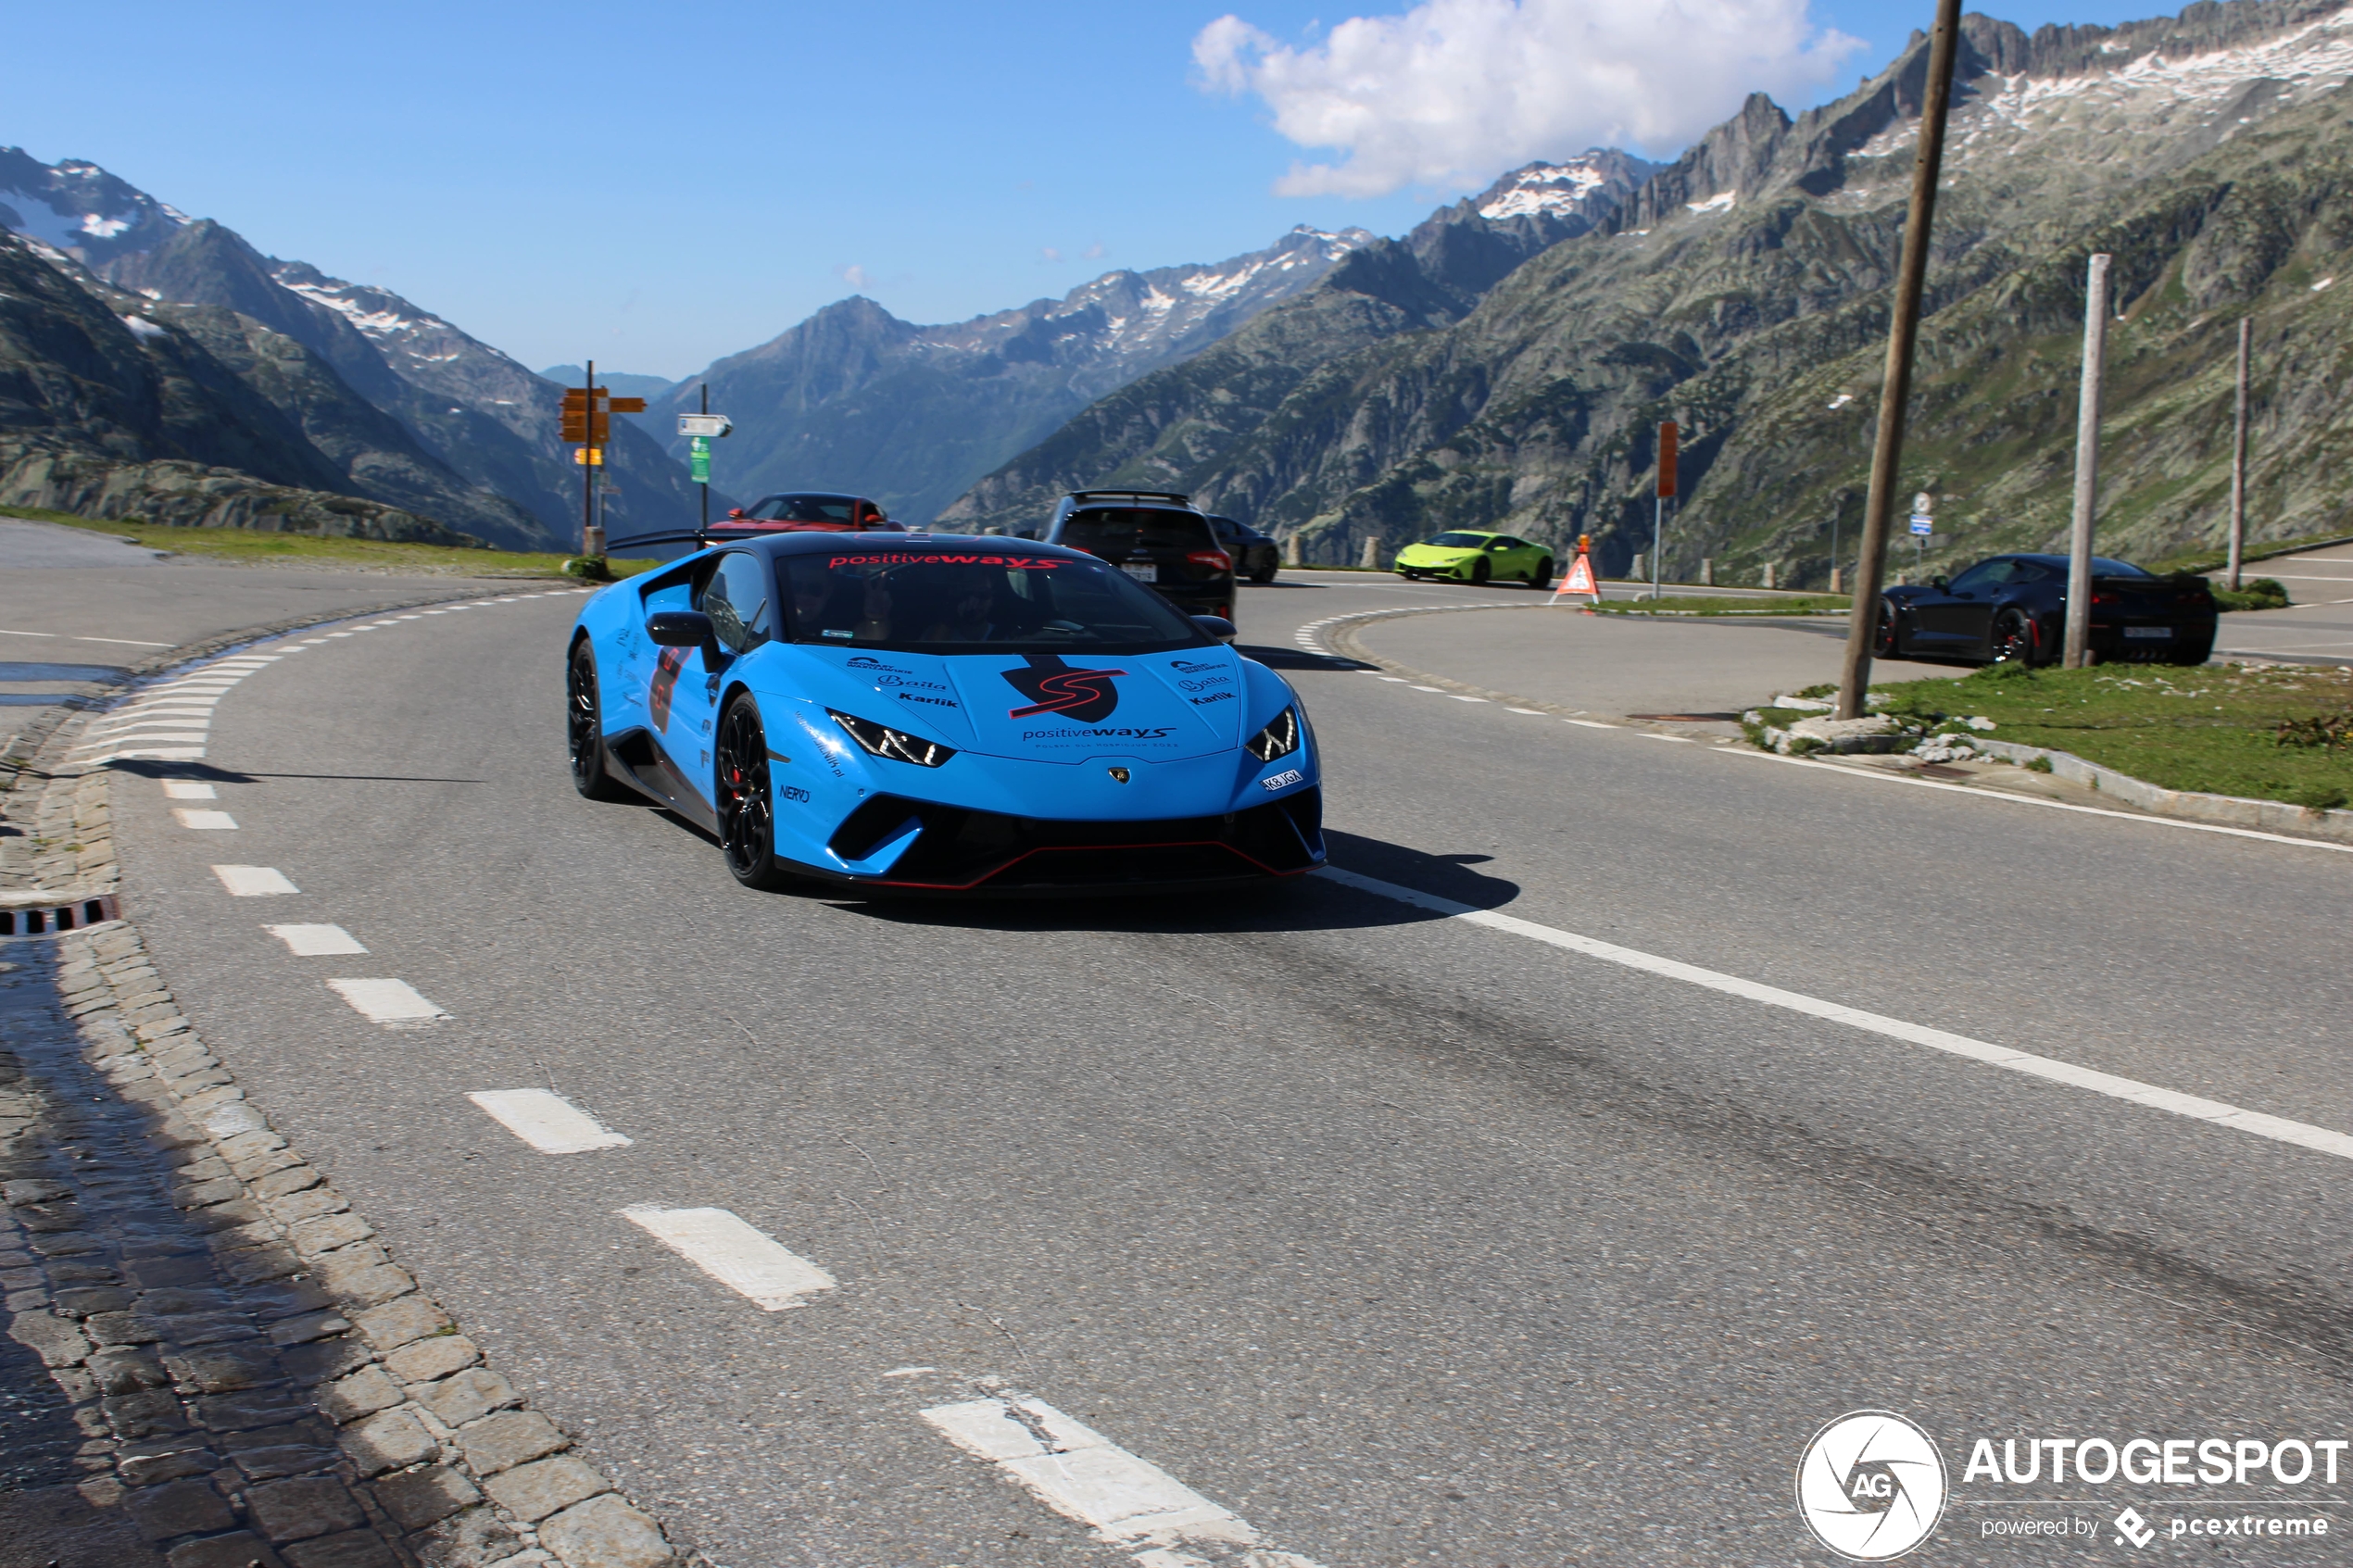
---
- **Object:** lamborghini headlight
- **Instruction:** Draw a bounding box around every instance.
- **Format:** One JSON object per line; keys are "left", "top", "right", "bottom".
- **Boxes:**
{"left": 1245, "top": 707, "right": 1301, "bottom": 762}
{"left": 829, "top": 710, "right": 956, "bottom": 767}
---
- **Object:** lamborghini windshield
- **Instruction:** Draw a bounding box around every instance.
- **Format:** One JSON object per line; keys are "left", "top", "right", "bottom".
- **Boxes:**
{"left": 778, "top": 547, "right": 1208, "bottom": 653}
{"left": 1424, "top": 532, "right": 1491, "bottom": 548}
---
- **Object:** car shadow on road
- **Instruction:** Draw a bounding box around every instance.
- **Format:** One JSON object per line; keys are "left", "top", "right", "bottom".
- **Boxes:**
{"left": 834, "top": 830, "right": 1516, "bottom": 936}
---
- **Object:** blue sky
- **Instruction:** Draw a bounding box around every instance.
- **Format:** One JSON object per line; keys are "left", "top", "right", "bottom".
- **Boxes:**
{"left": 8, "top": 1, "right": 2165, "bottom": 380}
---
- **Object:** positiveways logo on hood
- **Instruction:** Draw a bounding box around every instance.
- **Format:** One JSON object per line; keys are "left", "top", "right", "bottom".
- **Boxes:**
{"left": 1794, "top": 1411, "right": 2345, "bottom": 1560}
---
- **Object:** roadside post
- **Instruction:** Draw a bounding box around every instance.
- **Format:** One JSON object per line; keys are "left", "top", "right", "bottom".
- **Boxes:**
{"left": 2063, "top": 254, "right": 2113, "bottom": 668}
{"left": 1653, "top": 420, "right": 1677, "bottom": 602}
{"left": 2228, "top": 317, "right": 2251, "bottom": 591}
{"left": 1909, "top": 491, "right": 1934, "bottom": 577}
{"left": 1836, "top": 0, "right": 1963, "bottom": 718}
{"left": 562, "top": 359, "right": 647, "bottom": 566}
{"left": 678, "top": 389, "right": 733, "bottom": 537}
{"left": 1551, "top": 533, "right": 1601, "bottom": 608}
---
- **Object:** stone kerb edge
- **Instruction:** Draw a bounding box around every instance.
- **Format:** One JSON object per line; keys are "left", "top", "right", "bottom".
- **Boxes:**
{"left": 3, "top": 659, "right": 697, "bottom": 1565}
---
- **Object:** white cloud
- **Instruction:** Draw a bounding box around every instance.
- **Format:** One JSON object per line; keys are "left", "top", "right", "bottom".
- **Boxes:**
{"left": 1194, "top": 0, "right": 1865, "bottom": 197}
{"left": 833, "top": 262, "right": 872, "bottom": 289}
{"left": 1040, "top": 246, "right": 1064, "bottom": 263}
{"left": 1083, "top": 241, "right": 1108, "bottom": 260}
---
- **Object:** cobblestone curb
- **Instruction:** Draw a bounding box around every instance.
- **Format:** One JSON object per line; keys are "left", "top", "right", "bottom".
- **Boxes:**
{"left": 2, "top": 646, "right": 698, "bottom": 1567}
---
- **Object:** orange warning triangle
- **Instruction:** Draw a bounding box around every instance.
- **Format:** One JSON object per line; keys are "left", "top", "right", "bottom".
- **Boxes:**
{"left": 1552, "top": 548, "right": 1599, "bottom": 603}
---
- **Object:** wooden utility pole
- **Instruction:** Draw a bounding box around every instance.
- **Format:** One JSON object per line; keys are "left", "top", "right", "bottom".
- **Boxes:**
{"left": 2062, "top": 255, "right": 2112, "bottom": 669}
{"left": 2227, "top": 317, "right": 2251, "bottom": 591}
{"left": 1653, "top": 419, "right": 1677, "bottom": 601}
{"left": 1837, "top": 0, "right": 1965, "bottom": 719}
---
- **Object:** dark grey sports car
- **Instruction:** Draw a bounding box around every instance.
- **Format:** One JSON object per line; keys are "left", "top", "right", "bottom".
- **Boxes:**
{"left": 1877, "top": 552, "right": 2216, "bottom": 666}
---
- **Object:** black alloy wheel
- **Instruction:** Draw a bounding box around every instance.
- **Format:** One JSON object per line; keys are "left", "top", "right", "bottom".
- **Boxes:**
{"left": 1873, "top": 598, "right": 1901, "bottom": 659}
{"left": 1991, "top": 608, "right": 2036, "bottom": 666}
{"left": 715, "top": 695, "right": 793, "bottom": 890}
{"left": 1528, "top": 557, "right": 1554, "bottom": 590}
{"left": 567, "top": 641, "right": 632, "bottom": 801}
{"left": 1470, "top": 557, "right": 1491, "bottom": 585}
{"left": 1251, "top": 557, "right": 1277, "bottom": 583}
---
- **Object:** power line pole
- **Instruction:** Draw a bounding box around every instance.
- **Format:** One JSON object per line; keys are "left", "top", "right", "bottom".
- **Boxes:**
{"left": 699, "top": 383, "right": 711, "bottom": 535}
{"left": 1836, "top": 0, "right": 1964, "bottom": 719}
{"left": 1654, "top": 419, "right": 1677, "bottom": 601}
{"left": 2227, "top": 316, "right": 2251, "bottom": 591}
{"left": 2063, "top": 254, "right": 2112, "bottom": 669}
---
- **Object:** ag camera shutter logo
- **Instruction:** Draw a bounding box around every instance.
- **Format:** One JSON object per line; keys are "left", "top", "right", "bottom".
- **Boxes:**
{"left": 1796, "top": 1411, "right": 1948, "bottom": 1560}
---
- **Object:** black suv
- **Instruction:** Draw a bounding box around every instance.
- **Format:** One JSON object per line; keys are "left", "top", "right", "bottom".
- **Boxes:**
{"left": 1038, "top": 490, "right": 1237, "bottom": 624}
{"left": 1207, "top": 514, "right": 1280, "bottom": 583}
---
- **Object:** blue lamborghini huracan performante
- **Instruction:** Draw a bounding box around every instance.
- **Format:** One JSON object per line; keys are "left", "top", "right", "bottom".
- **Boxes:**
{"left": 564, "top": 532, "right": 1325, "bottom": 895}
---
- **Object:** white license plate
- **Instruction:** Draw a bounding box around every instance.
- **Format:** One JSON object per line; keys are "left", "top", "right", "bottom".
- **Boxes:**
{"left": 2123, "top": 625, "right": 2172, "bottom": 639}
{"left": 1121, "top": 562, "right": 1159, "bottom": 583}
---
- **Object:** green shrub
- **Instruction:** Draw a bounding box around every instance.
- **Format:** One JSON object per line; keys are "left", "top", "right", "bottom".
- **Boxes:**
{"left": 2023, "top": 755, "right": 2054, "bottom": 773}
{"left": 2287, "top": 783, "right": 2349, "bottom": 811}
{"left": 2214, "top": 577, "right": 2291, "bottom": 611}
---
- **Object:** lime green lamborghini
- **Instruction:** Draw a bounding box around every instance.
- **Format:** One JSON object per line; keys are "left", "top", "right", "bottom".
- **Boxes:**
{"left": 1392, "top": 530, "right": 1554, "bottom": 587}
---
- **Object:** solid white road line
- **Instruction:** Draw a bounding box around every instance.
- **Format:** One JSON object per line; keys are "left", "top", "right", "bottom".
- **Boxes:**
{"left": 619, "top": 1206, "right": 836, "bottom": 1310}
{"left": 326, "top": 977, "right": 449, "bottom": 1025}
{"left": 1316, "top": 865, "right": 2353, "bottom": 1163}
{"left": 922, "top": 1397, "right": 1320, "bottom": 1562}
{"left": 161, "top": 782, "right": 216, "bottom": 800}
{"left": 468, "top": 1089, "right": 631, "bottom": 1154}
{"left": 172, "top": 809, "right": 237, "bottom": 830}
{"left": 263, "top": 923, "right": 368, "bottom": 956}
{"left": 1711, "top": 746, "right": 2353, "bottom": 854}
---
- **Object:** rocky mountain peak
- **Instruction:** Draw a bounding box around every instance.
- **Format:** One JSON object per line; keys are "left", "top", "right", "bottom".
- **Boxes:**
{"left": 0, "top": 146, "right": 189, "bottom": 269}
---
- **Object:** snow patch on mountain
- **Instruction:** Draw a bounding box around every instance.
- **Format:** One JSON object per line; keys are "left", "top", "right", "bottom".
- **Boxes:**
{"left": 1478, "top": 158, "right": 1612, "bottom": 221}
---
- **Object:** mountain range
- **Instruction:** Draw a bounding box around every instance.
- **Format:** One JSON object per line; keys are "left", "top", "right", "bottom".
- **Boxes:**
{"left": 641, "top": 149, "right": 1652, "bottom": 524}
{"left": 942, "top": 0, "right": 2353, "bottom": 583}
{"left": 0, "top": 148, "right": 703, "bottom": 551}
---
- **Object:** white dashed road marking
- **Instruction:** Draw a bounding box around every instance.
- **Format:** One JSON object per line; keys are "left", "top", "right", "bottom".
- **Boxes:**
{"left": 1317, "top": 864, "right": 2353, "bottom": 1163}
{"left": 211, "top": 865, "right": 298, "bottom": 897}
{"left": 619, "top": 1206, "right": 836, "bottom": 1310}
{"left": 922, "top": 1397, "right": 1322, "bottom": 1563}
{"left": 1563, "top": 718, "right": 1618, "bottom": 729}
{"left": 171, "top": 809, "right": 238, "bottom": 830}
{"left": 326, "top": 977, "right": 449, "bottom": 1025}
{"left": 1637, "top": 733, "right": 1694, "bottom": 744}
{"left": 468, "top": 1090, "right": 632, "bottom": 1154}
{"left": 161, "top": 782, "right": 216, "bottom": 800}
{"left": 263, "top": 924, "right": 368, "bottom": 956}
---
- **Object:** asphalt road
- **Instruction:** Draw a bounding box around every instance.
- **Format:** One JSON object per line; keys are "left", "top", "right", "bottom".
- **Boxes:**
{"left": 78, "top": 567, "right": 2353, "bottom": 1565}
{"left": 0, "top": 516, "right": 546, "bottom": 756}
{"left": 2212, "top": 542, "right": 2353, "bottom": 666}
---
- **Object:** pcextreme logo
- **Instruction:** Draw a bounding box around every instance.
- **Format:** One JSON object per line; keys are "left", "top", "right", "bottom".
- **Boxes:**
{"left": 1796, "top": 1411, "right": 1949, "bottom": 1561}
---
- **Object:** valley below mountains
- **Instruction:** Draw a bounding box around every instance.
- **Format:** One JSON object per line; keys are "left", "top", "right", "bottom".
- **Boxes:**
{"left": 945, "top": 0, "right": 2353, "bottom": 584}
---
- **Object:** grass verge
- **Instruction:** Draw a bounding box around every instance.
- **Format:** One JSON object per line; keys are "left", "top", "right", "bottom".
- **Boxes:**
{"left": 1, "top": 506, "right": 661, "bottom": 579}
{"left": 1763, "top": 662, "right": 2353, "bottom": 809}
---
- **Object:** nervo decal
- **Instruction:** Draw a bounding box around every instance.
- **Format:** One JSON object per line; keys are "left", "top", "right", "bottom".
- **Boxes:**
{"left": 648, "top": 646, "right": 688, "bottom": 731}
{"left": 1001, "top": 654, "right": 1127, "bottom": 722}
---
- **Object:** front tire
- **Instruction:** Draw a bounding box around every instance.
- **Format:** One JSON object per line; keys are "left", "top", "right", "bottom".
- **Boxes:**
{"left": 1469, "top": 557, "right": 1491, "bottom": 585}
{"left": 1873, "top": 598, "right": 1901, "bottom": 659}
{"left": 1990, "top": 608, "right": 2036, "bottom": 666}
{"left": 715, "top": 695, "right": 793, "bottom": 891}
{"left": 1527, "top": 557, "right": 1554, "bottom": 589}
{"left": 567, "top": 641, "right": 632, "bottom": 801}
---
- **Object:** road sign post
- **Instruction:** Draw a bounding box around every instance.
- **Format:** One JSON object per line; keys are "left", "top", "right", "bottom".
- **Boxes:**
{"left": 563, "top": 362, "right": 647, "bottom": 566}
{"left": 1837, "top": 0, "right": 1963, "bottom": 718}
{"left": 679, "top": 391, "right": 731, "bottom": 533}
{"left": 1654, "top": 420, "right": 1677, "bottom": 602}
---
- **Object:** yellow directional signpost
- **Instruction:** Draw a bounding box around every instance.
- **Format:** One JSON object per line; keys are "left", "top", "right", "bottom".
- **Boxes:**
{"left": 563, "top": 359, "right": 646, "bottom": 571}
